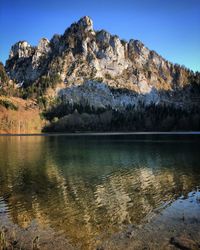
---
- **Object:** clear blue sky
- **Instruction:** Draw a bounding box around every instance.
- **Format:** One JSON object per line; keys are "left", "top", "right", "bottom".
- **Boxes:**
{"left": 0, "top": 0, "right": 200, "bottom": 72}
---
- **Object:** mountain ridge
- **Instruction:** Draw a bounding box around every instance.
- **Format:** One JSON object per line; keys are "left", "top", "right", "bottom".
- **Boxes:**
{"left": 1, "top": 16, "right": 200, "bottom": 133}
{"left": 5, "top": 16, "right": 199, "bottom": 90}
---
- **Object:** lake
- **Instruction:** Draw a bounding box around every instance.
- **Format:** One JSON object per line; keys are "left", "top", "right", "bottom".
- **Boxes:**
{"left": 0, "top": 134, "right": 200, "bottom": 249}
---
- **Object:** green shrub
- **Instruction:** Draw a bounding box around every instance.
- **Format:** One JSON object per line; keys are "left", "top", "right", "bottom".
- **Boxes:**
{"left": 105, "top": 73, "right": 112, "bottom": 80}
{"left": 37, "top": 96, "right": 48, "bottom": 109}
{"left": 94, "top": 77, "right": 103, "bottom": 82}
{"left": 0, "top": 62, "right": 9, "bottom": 85}
{"left": 121, "top": 39, "right": 127, "bottom": 46}
{"left": 0, "top": 99, "right": 18, "bottom": 110}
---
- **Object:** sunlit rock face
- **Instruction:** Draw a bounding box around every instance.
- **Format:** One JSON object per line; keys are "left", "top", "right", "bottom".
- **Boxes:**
{"left": 59, "top": 80, "right": 160, "bottom": 111}
{"left": 32, "top": 38, "right": 51, "bottom": 69}
{"left": 5, "top": 16, "right": 195, "bottom": 92}
{"left": 77, "top": 15, "right": 94, "bottom": 32}
{"left": 9, "top": 41, "right": 33, "bottom": 59}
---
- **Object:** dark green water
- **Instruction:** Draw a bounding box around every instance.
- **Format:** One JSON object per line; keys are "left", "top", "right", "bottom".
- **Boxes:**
{"left": 0, "top": 134, "right": 200, "bottom": 249}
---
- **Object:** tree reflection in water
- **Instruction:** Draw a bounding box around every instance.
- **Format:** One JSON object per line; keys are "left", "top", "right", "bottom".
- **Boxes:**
{"left": 0, "top": 135, "right": 200, "bottom": 249}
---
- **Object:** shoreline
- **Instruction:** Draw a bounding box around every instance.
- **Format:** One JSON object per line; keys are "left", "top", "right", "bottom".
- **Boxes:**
{"left": 0, "top": 131, "right": 200, "bottom": 136}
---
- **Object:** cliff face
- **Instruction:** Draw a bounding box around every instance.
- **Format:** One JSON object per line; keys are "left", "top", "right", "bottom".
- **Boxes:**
{"left": 5, "top": 16, "right": 195, "bottom": 92}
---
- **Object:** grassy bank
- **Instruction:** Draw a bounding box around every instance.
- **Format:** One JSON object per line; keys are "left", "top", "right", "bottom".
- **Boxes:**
{"left": 0, "top": 96, "right": 44, "bottom": 134}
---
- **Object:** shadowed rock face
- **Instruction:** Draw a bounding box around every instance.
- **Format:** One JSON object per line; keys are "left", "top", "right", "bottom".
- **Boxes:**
{"left": 5, "top": 16, "right": 198, "bottom": 93}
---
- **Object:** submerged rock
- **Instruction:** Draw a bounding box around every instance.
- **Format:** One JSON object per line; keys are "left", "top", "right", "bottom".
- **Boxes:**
{"left": 170, "top": 236, "right": 200, "bottom": 250}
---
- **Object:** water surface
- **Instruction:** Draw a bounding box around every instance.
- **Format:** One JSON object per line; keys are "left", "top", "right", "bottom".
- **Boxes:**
{"left": 0, "top": 134, "right": 200, "bottom": 249}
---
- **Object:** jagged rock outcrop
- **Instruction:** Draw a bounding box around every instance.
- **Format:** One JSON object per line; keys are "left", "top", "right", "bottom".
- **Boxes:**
{"left": 32, "top": 38, "right": 51, "bottom": 68}
{"left": 9, "top": 41, "right": 33, "bottom": 59}
{"left": 6, "top": 16, "right": 197, "bottom": 94}
{"left": 6, "top": 38, "right": 51, "bottom": 84}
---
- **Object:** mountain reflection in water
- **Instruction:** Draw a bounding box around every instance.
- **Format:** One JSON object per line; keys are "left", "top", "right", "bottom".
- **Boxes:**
{"left": 0, "top": 135, "right": 200, "bottom": 249}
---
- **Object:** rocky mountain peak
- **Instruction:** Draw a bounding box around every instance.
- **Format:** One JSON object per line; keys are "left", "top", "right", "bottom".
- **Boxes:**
{"left": 77, "top": 16, "right": 93, "bottom": 32}
{"left": 37, "top": 38, "right": 50, "bottom": 54}
{"left": 9, "top": 41, "right": 32, "bottom": 59}
{"left": 5, "top": 16, "right": 199, "bottom": 93}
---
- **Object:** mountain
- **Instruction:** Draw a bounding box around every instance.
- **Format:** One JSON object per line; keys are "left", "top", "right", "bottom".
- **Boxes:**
{"left": 1, "top": 16, "right": 200, "bottom": 132}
